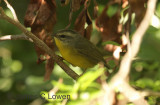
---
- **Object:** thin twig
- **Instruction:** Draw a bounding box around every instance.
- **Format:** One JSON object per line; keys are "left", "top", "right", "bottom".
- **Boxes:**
{"left": 62, "top": 99, "right": 68, "bottom": 105}
{"left": 49, "top": 78, "right": 63, "bottom": 95}
{"left": 0, "top": 34, "right": 33, "bottom": 42}
{"left": 115, "top": 0, "right": 157, "bottom": 81}
{"left": 0, "top": 7, "right": 80, "bottom": 80}
{"left": 3, "top": 0, "right": 19, "bottom": 22}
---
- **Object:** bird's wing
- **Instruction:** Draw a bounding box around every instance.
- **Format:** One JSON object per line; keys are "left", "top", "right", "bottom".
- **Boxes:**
{"left": 74, "top": 38, "right": 110, "bottom": 69}
{"left": 74, "top": 38, "right": 104, "bottom": 63}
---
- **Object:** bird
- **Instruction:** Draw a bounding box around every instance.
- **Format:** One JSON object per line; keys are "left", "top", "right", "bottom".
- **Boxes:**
{"left": 53, "top": 29, "right": 109, "bottom": 69}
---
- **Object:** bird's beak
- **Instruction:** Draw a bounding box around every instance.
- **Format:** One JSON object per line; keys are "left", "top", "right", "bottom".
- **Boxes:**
{"left": 53, "top": 33, "right": 58, "bottom": 40}
{"left": 53, "top": 33, "right": 58, "bottom": 38}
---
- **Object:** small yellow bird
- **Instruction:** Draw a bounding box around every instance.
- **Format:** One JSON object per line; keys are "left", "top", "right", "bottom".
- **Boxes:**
{"left": 54, "top": 29, "right": 109, "bottom": 69}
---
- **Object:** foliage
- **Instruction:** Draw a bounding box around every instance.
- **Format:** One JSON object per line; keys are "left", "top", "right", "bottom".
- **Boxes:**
{"left": 0, "top": 0, "right": 160, "bottom": 105}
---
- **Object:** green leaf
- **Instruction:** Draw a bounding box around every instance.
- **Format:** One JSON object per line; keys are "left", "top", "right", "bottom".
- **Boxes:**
{"left": 51, "top": 80, "right": 73, "bottom": 91}
{"left": 102, "top": 41, "right": 120, "bottom": 46}
{"left": 0, "top": 78, "right": 13, "bottom": 91}
{"left": 106, "top": 4, "right": 119, "bottom": 17}
{"left": 78, "top": 68, "right": 104, "bottom": 91}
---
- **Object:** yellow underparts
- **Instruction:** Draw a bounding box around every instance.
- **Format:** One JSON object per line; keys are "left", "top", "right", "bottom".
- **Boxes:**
{"left": 54, "top": 37, "right": 95, "bottom": 69}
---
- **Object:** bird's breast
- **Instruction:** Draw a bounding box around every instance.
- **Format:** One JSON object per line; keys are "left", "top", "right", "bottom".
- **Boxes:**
{"left": 54, "top": 37, "right": 95, "bottom": 69}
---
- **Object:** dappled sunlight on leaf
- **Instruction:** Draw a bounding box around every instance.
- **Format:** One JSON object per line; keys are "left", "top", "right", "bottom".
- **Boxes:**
{"left": 0, "top": 78, "right": 13, "bottom": 91}
{"left": 151, "top": 15, "right": 160, "bottom": 29}
{"left": 11, "top": 60, "right": 23, "bottom": 73}
{"left": 4, "top": 9, "right": 14, "bottom": 19}
{"left": 78, "top": 68, "right": 104, "bottom": 91}
{"left": 25, "top": 75, "right": 44, "bottom": 85}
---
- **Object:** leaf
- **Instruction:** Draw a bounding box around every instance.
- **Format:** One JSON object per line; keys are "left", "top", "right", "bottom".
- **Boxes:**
{"left": 93, "top": 0, "right": 98, "bottom": 19}
{"left": 24, "top": 0, "right": 57, "bottom": 80}
{"left": 95, "top": 3, "right": 121, "bottom": 43}
{"left": 72, "top": 0, "right": 80, "bottom": 12}
{"left": 129, "top": 0, "right": 147, "bottom": 27}
{"left": 78, "top": 68, "right": 104, "bottom": 91}
{"left": 24, "top": 0, "right": 42, "bottom": 27}
{"left": 106, "top": 4, "right": 119, "bottom": 18}
{"left": 84, "top": 23, "right": 92, "bottom": 40}
{"left": 138, "top": 27, "right": 160, "bottom": 62}
{"left": 74, "top": 9, "right": 86, "bottom": 35}
{"left": 102, "top": 41, "right": 120, "bottom": 46}
{"left": 74, "top": 9, "right": 92, "bottom": 39}
{"left": 122, "top": 0, "right": 129, "bottom": 8}
{"left": 51, "top": 80, "right": 73, "bottom": 91}
{"left": 0, "top": 78, "right": 12, "bottom": 91}
{"left": 85, "top": 10, "right": 92, "bottom": 39}
{"left": 61, "top": 0, "right": 70, "bottom": 6}
{"left": 44, "top": 58, "right": 55, "bottom": 81}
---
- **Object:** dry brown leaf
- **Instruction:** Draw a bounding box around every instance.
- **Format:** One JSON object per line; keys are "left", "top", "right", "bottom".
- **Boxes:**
{"left": 84, "top": 23, "right": 92, "bottom": 40}
{"left": 44, "top": 58, "right": 55, "bottom": 81}
{"left": 72, "top": 0, "right": 80, "bottom": 12}
{"left": 95, "top": 4, "right": 121, "bottom": 43}
{"left": 104, "top": 44, "right": 120, "bottom": 52}
{"left": 24, "top": 0, "right": 56, "bottom": 80}
{"left": 129, "top": 0, "right": 147, "bottom": 27}
{"left": 74, "top": 9, "right": 86, "bottom": 35}
{"left": 85, "top": 10, "right": 92, "bottom": 39}
{"left": 122, "top": 0, "right": 128, "bottom": 8}
{"left": 93, "top": 0, "right": 98, "bottom": 19}
{"left": 31, "top": 0, "right": 56, "bottom": 61}
{"left": 61, "top": 0, "right": 70, "bottom": 6}
{"left": 74, "top": 8, "right": 92, "bottom": 39}
{"left": 24, "top": 0, "right": 42, "bottom": 27}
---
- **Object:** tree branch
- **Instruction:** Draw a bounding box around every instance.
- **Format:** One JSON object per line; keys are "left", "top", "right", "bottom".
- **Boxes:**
{"left": 3, "top": 0, "right": 19, "bottom": 22}
{"left": 0, "top": 7, "right": 80, "bottom": 80}
{"left": 108, "top": 0, "right": 157, "bottom": 104}
{"left": 0, "top": 34, "right": 33, "bottom": 42}
{"left": 142, "top": 90, "right": 160, "bottom": 97}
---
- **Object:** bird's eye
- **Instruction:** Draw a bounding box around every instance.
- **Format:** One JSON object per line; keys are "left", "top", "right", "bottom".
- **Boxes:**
{"left": 60, "top": 35, "right": 66, "bottom": 38}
